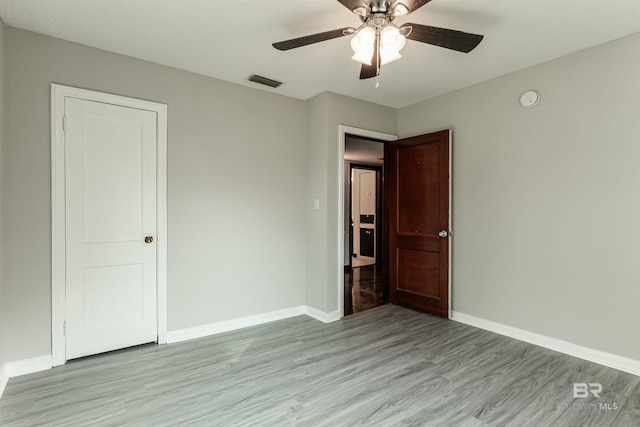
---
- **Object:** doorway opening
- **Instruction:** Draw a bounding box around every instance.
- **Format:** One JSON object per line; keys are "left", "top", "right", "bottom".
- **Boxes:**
{"left": 338, "top": 126, "right": 397, "bottom": 318}
{"left": 338, "top": 126, "right": 452, "bottom": 320}
{"left": 344, "top": 134, "right": 386, "bottom": 316}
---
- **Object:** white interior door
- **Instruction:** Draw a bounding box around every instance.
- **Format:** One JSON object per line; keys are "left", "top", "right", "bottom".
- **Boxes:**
{"left": 65, "top": 97, "right": 158, "bottom": 359}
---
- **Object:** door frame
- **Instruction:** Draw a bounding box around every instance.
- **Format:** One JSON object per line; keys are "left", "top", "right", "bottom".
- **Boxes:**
{"left": 51, "top": 84, "right": 168, "bottom": 366}
{"left": 338, "top": 126, "right": 397, "bottom": 318}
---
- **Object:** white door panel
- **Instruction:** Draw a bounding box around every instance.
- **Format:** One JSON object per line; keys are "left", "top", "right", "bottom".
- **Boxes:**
{"left": 82, "top": 113, "right": 144, "bottom": 243}
{"left": 83, "top": 264, "right": 144, "bottom": 330}
{"left": 65, "top": 97, "right": 157, "bottom": 359}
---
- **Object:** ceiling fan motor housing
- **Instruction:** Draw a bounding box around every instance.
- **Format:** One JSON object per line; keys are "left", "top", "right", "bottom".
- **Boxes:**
{"left": 370, "top": 1, "right": 393, "bottom": 13}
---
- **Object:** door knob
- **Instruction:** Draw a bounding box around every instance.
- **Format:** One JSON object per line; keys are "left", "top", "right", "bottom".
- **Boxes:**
{"left": 144, "top": 236, "right": 154, "bottom": 244}
{"left": 438, "top": 230, "right": 448, "bottom": 238}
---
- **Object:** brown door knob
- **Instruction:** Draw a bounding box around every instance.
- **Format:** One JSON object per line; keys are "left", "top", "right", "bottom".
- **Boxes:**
{"left": 145, "top": 236, "right": 154, "bottom": 244}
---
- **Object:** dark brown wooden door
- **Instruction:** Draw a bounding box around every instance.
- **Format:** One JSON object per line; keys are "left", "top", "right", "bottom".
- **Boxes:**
{"left": 386, "top": 130, "right": 450, "bottom": 317}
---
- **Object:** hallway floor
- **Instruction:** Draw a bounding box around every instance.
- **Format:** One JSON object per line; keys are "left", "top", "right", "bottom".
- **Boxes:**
{"left": 344, "top": 264, "right": 385, "bottom": 316}
{"left": 351, "top": 255, "right": 375, "bottom": 268}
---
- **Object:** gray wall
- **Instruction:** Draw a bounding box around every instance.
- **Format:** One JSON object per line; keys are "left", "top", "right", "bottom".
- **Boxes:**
{"left": 305, "top": 92, "right": 396, "bottom": 313}
{"left": 398, "top": 33, "right": 640, "bottom": 360}
{"left": 0, "top": 18, "right": 5, "bottom": 370}
{"left": 1, "top": 28, "right": 307, "bottom": 362}
{"left": 305, "top": 94, "right": 329, "bottom": 311}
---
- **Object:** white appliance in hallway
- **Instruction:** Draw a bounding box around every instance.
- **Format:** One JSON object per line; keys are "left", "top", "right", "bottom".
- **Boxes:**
{"left": 352, "top": 168, "right": 376, "bottom": 267}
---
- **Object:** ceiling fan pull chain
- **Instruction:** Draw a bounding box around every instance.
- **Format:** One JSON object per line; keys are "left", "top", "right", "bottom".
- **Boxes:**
{"left": 376, "top": 29, "right": 381, "bottom": 88}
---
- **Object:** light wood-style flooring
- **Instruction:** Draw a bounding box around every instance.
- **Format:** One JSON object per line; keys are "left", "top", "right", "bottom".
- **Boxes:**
{"left": 1, "top": 305, "right": 638, "bottom": 426}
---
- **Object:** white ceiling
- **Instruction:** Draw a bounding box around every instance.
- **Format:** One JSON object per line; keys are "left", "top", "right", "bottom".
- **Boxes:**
{"left": 0, "top": 0, "right": 638, "bottom": 108}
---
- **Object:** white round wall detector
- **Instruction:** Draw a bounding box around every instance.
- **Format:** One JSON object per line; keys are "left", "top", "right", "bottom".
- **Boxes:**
{"left": 520, "top": 90, "right": 540, "bottom": 108}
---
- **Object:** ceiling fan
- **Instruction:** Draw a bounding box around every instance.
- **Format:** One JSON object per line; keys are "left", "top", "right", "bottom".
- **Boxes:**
{"left": 273, "top": 0, "right": 484, "bottom": 81}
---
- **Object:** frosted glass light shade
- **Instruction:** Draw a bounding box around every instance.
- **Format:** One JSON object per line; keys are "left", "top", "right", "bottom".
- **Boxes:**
{"left": 352, "top": 49, "right": 374, "bottom": 65}
{"left": 379, "top": 25, "right": 406, "bottom": 64}
{"left": 380, "top": 25, "right": 406, "bottom": 52}
{"left": 351, "top": 26, "right": 376, "bottom": 64}
{"left": 380, "top": 49, "right": 402, "bottom": 65}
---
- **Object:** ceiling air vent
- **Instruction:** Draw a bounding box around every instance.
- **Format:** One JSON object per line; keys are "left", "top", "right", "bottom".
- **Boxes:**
{"left": 248, "top": 74, "right": 283, "bottom": 88}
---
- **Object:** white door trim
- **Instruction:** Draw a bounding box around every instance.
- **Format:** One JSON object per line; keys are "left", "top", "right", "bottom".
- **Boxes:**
{"left": 51, "top": 84, "right": 168, "bottom": 366}
{"left": 338, "top": 125, "right": 397, "bottom": 318}
{"left": 447, "top": 130, "right": 453, "bottom": 318}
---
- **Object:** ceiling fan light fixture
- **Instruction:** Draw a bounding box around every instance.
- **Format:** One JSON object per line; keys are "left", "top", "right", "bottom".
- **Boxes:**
{"left": 380, "top": 25, "right": 406, "bottom": 52}
{"left": 350, "top": 26, "right": 376, "bottom": 64}
{"left": 380, "top": 49, "right": 402, "bottom": 65}
{"left": 352, "top": 49, "right": 374, "bottom": 65}
{"left": 378, "top": 25, "right": 406, "bottom": 64}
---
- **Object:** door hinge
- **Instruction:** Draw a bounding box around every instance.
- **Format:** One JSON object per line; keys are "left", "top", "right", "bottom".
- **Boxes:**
{"left": 63, "top": 321, "right": 67, "bottom": 335}
{"left": 62, "top": 116, "right": 67, "bottom": 132}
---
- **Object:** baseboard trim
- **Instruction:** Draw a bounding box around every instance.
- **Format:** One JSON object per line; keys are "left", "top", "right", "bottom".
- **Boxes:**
{"left": 4, "top": 355, "right": 53, "bottom": 378}
{"left": 0, "top": 364, "right": 8, "bottom": 399}
{"left": 166, "top": 306, "right": 308, "bottom": 344}
{"left": 451, "top": 311, "right": 640, "bottom": 377}
{"left": 167, "top": 305, "right": 343, "bottom": 344}
{"left": 305, "top": 307, "right": 342, "bottom": 323}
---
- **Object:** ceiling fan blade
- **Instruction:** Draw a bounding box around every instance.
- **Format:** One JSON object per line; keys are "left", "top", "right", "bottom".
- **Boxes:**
{"left": 359, "top": 63, "right": 377, "bottom": 80}
{"left": 273, "top": 28, "right": 353, "bottom": 51}
{"left": 403, "top": 23, "right": 483, "bottom": 53}
{"left": 359, "top": 41, "right": 380, "bottom": 80}
{"left": 394, "top": 0, "right": 433, "bottom": 14}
